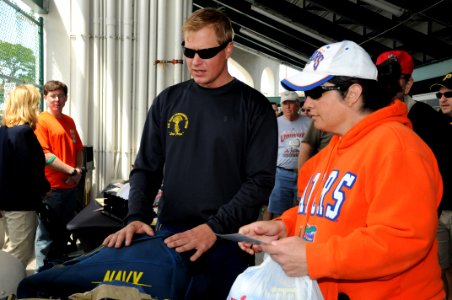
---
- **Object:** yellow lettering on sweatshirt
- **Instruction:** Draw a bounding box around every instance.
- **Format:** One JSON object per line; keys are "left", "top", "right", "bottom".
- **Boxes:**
{"left": 133, "top": 271, "right": 143, "bottom": 285}
{"left": 94, "top": 270, "right": 151, "bottom": 287}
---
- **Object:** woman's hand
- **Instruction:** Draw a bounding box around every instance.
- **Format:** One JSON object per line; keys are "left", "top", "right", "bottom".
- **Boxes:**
{"left": 238, "top": 220, "right": 287, "bottom": 254}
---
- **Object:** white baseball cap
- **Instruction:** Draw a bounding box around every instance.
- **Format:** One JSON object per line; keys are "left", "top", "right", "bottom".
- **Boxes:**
{"left": 280, "top": 91, "right": 300, "bottom": 103}
{"left": 281, "top": 40, "right": 377, "bottom": 91}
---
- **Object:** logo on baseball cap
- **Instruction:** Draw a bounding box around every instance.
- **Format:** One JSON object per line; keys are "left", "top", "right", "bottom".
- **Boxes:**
{"left": 281, "top": 40, "right": 377, "bottom": 91}
{"left": 430, "top": 72, "right": 452, "bottom": 91}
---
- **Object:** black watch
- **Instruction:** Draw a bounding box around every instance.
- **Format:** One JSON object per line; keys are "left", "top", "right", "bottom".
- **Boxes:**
{"left": 70, "top": 168, "right": 78, "bottom": 176}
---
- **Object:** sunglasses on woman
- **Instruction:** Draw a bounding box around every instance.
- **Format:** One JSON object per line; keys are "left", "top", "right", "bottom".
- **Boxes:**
{"left": 181, "top": 41, "right": 230, "bottom": 59}
{"left": 304, "top": 85, "right": 343, "bottom": 100}
{"left": 436, "top": 91, "right": 452, "bottom": 99}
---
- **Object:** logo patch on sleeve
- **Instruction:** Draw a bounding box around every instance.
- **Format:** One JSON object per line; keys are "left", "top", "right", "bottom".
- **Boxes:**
{"left": 303, "top": 224, "right": 317, "bottom": 242}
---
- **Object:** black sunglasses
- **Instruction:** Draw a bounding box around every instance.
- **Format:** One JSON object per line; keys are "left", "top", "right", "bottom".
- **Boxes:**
{"left": 181, "top": 41, "right": 230, "bottom": 59}
{"left": 304, "top": 85, "right": 342, "bottom": 100}
{"left": 436, "top": 91, "right": 452, "bottom": 99}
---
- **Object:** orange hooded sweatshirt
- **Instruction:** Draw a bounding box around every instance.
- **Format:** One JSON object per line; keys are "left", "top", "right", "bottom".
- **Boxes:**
{"left": 279, "top": 100, "right": 444, "bottom": 299}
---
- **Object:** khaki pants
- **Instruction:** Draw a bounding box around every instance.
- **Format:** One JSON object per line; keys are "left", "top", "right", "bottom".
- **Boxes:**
{"left": 0, "top": 210, "right": 37, "bottom": 267}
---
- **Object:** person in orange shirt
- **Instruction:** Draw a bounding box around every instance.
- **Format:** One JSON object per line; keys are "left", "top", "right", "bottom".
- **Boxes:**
{"left": 238, "top": 41, "right": 444, "bottom": 299}
{"left": 34, "top": 80, "right": 84, "bottom": 271}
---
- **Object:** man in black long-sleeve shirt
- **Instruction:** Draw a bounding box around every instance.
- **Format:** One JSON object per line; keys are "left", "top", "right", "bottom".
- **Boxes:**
{"left": 431, "top": 72, "right": 452, "bottom": 300}
{"left": 103, "top": 7, "right": 277, "bottom": 299}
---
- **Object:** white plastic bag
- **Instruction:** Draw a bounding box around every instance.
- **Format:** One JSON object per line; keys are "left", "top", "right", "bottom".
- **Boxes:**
{"left": 227, "top": 254, "right": 323, "bottom": 300}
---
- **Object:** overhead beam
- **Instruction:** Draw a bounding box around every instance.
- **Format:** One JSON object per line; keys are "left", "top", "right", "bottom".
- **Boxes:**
{"left": 252, "top": 0, "right": 390, "bottom": 60}
{"left": 304, "top": 0, "right": 452, "bottom": 59}
{"left": 194, "top": 0, "right": 318, "bottom": 64}
{"left": 192, "top": 0, "right": 452, "bottom": 69}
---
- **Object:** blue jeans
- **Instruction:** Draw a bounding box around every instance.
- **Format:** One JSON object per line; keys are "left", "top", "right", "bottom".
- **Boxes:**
{"left": 268, "top": 167, "right": 298, "bottom": 215}
{"left": 35, "top": 188, "right": 78, "bottom": 271}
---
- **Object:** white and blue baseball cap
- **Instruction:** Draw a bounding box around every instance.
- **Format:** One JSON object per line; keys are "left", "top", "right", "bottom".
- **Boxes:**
{"left": 281, "top": 40, "right": 377, "bottom": 91}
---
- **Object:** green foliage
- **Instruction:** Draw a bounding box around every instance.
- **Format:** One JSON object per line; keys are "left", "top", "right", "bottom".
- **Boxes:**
{"left": 0, "top": 40, "right": 36, "bottom": 84}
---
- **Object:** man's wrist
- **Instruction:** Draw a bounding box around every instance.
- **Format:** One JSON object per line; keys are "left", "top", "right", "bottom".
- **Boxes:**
{"left": 70, "top": 168, "right": 78, "bottom": 176}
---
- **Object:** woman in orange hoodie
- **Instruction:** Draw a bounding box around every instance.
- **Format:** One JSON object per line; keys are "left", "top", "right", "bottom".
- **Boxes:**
{"left": 239, "top": 41, "right": 444, "bottom": 299}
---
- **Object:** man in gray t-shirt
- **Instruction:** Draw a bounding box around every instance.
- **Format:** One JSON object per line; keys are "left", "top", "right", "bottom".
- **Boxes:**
{"left": 264, "top": 91, "right": 311, "bottom": 220}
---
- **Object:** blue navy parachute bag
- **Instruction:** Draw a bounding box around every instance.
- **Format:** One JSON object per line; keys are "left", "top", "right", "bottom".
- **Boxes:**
{"left": 17, "top": 230, "right": 191, "bottom": 299}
